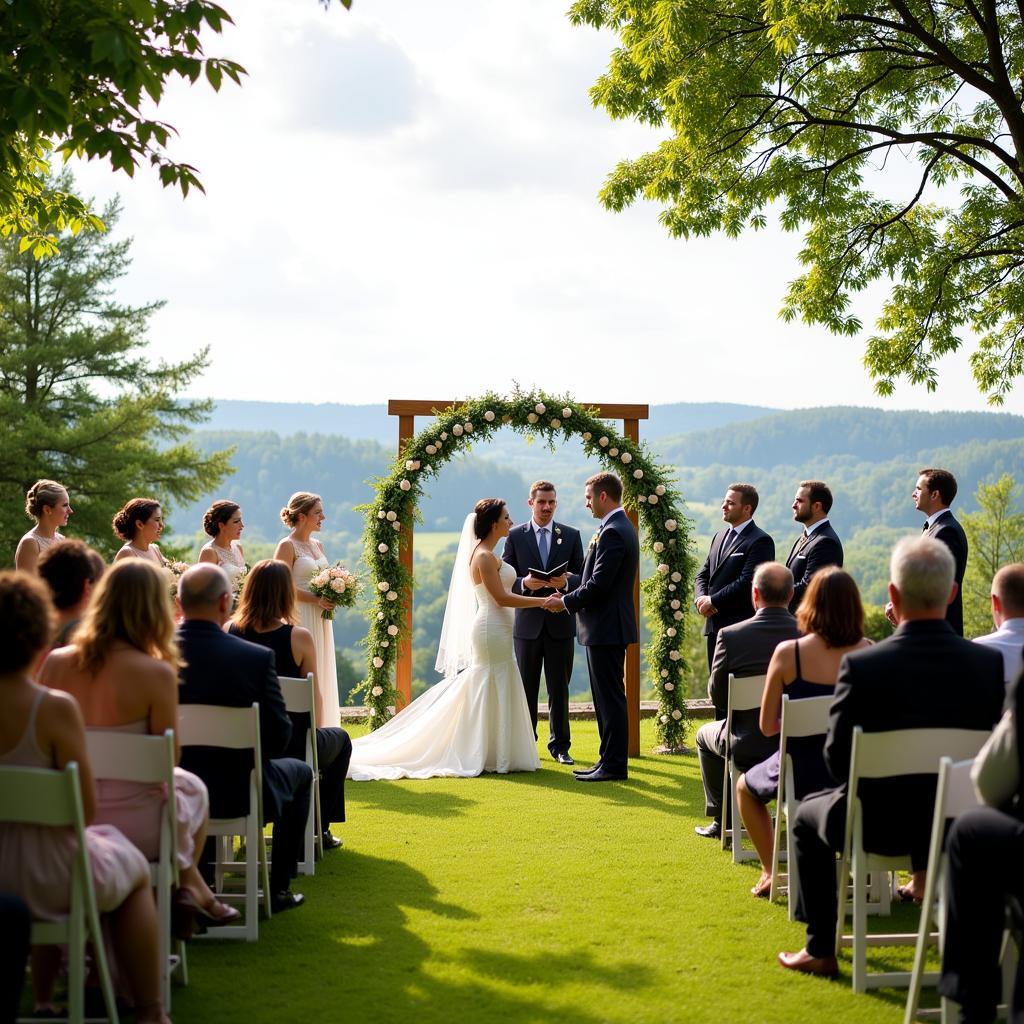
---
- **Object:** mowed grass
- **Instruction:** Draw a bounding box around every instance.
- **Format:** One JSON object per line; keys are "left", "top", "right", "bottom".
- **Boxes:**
{"left": 172, "top": 719, "right": 924, "bottom": 1024}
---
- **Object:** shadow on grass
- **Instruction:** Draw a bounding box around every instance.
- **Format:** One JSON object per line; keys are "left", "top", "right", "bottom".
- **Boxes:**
{"left": 455, "top": 946, "right": 654, "bottom": 993}
{"left": 348, "top": 784, "right": 479, "bottom": 819}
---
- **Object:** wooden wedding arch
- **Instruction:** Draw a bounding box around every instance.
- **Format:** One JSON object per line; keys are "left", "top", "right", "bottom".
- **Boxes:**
{"left": 388, "top": 399, "right": 649, "bottom": 758}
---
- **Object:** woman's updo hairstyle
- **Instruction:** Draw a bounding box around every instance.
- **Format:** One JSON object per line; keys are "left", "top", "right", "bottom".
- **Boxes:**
{"left": 112, "top": 498, "right": 161, "bottom": 542}
{"left": 25, "top": 479, "right": 65, "bottom": 520}
{"left": 203, "top": 500, "right": 240, "bottom": 537}
{"left": 473, "top": 498, "right": 506, "bottom": 540}
{"left": 280, "top": 492, "right": 321, "bottom": 528}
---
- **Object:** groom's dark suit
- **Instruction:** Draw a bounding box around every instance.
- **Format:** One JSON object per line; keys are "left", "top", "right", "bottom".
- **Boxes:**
{"left": 924, "top": 509, "right": 968, "bottom": 635}
{"left": 503, "top": 520, "right": 585, "bottom": 756}
{"left": 693, "top": 520, "right": 775, "bottom": 674}
{"left": 562, "top": 508, "right": 639, "bottom": 777}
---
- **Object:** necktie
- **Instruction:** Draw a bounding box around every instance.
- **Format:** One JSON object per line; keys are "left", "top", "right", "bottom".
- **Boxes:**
{"left": 921, "top": 521, "right": 929, "bottom": 532}
{"left": 720, "top": 528, "right": 737, "bottom": 558}
{"left": 538, "top": 527, "right": 549, "bottom": 568}
{"left": 797, "top": 530, "right": 810, "bottom": 553}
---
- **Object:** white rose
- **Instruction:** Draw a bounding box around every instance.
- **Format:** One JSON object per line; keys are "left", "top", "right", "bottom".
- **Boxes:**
{"left": 665, "top": 519, "right": 677, "bottom": 531}
{"left": 621, "top": 452, "right": 632, "bottom": 464}
{"left": 527, "top": 413, "right": 538, "bottom": 424}
{"left": 535, "top": 402, "right": 546, "bottom": 414}
{"left": 633, "top": 468, "right": 643, "bottom": 479}
{"left": 387, "top": 624, "right": 399, "bottom": 637}
{"left": 380, "top": 640, "right": 389, "bottom": 648}
{"left": 609, "top": 447, "right": 619, "bottom": 457}
{"left": 330, "top": 579, "right": 346, "bottom": 593}
{"left": 582, "top": 432, "right": 592, "bottom": 441}
{"left": 386, "top": 511, "right": 397, "bottom": 522}
{"left": 673, "top": 610, "right": 683, "bottom": 621}
{"left": 664, "top": 682, "right": 675, "bottom": 691}
{"left": 371, "top": 685, "right": 383, "bottom": 697}
{"left": 657, "top": 563, "right": 669, "bottom": 574}
{"left": 399, "top": 479, "right": 411, "bottom": 491}
{"left": 667, "top": 627, "right": 677, "bottom": 637}
{"left": 484, "top": 410, "right": 496, "bottom": 422}
{"left": 502, "top": 415, "right": 512, "bottom": 424}
{"left": 660, "top": 669, "right": 669, "bottom": 678}
{"left": 376, "top": 612, "right": 384, "bottom": 620}
{"left": 372, "top": 657, "right": 384, "bottom": 669}
{"left": 668, "top": 584, "right": 676, "bottom": 592}
{"left": 549, "top": 418, "right": 561, "bottom": 429}
{"left": 653, "top": 541, "right": 664, "bottom": 553}
{"left": 671, "top": 571, "right": 682, "bottom": 582}
{"left": 669, "top": 650, "right": 681, "bottom": 661}
{"left": 392, "top": 521, "right": 401, "bottom": 531}
{"left": 648, "top": 495, "right": 658, "bottom": 504}
{"left": 377, "top": 510, "right": 385, "bottom": 519}
{"left": 440, "top": 432, "right": 448, "bottom": 440}
{"left": 425, "top": 444, "right": 437, "bottom": 455}
{"left": 599, "top": 436, "right": 609, "bottom": 447}
{"left": 452, "top": 423, "right": 464, "bottom": 436}
{"left": 670, "top": 599, "right": 681, "bottom": 609}
{"left": 368, "top": 708, "right": 375, "bottom": 717}
{"left": 668, "top": 539, "right": 676, "bottom": 546}
{"left": 386, "top": 591, "right": 398, "bottom": 601}
{"left": 671, "top": 709, "right": 683, "bottom": 720}
{"left": 561, "top": 407, "right": 572, "bottom": 418}
{"left": 405, "top": 460, "right": 416, "bottom": 471}
{"left": 464, "top": 422, "right": 473, "bottom": 432}
{"left": 378, "top": 543, "right": 389, "bottom": 553}
{"left": 660, "top": 714, "right": 669, "bottom": 724}
{"left": 378, "top": 581, "right": 390, "bottom": 591}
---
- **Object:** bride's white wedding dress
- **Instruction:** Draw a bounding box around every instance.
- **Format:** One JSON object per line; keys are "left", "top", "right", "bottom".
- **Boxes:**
{"left": 348, "top": 554, "right": 541, "bottom": 781}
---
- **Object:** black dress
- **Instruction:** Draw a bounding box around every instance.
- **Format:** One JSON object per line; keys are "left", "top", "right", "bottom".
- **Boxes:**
{"left": 744, "top": 640, "right": 835, "bottom": 804}
{"left": 229, "top": 623, "right": 302, "bottom": 677}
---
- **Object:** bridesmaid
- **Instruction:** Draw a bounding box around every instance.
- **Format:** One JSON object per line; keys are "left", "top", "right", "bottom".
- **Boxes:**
{"left": 274, "top": 492, "right": 340, "bottom": 728}
{"left": 15, "top": 480, "right": 72, "bottom": 573}
{"left": 112, "top": 499, "right": 165, "bottom": 566}
{"left": 198, "top": 500, "right": 246, "bottom": 586}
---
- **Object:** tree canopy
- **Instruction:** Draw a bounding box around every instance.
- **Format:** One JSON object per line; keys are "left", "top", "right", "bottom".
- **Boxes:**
{"left": 570, "top": 0, "right": 1024, "bottom": 403}
{"left": 0, "top": 174, "right": 232, "bottom": 560}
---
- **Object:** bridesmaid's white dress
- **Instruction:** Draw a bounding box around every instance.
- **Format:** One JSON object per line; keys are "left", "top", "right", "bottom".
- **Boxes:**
{"left": 200, "top": 539, "right": 245, "bottom": 585}
{"left": 349, "top": 556, "right": 541, "bottom": 780}
{"left": 289, "top": 537, "right": 341, "bottom": 729}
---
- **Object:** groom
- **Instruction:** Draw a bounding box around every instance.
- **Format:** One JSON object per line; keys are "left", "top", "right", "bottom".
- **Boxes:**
{"left": 544, "top": 472, "right": 638, "bottom": 782}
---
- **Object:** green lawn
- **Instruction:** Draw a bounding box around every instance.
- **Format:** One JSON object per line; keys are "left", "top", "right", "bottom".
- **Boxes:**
{"left": 172, "top": 720, "right": 927, "bottom": 1023}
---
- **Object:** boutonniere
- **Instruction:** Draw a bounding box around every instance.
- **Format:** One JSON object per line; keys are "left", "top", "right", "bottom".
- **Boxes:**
{"left": 554, "top": 526, "right": 563, "bottom": 546}
{"left": 588, "top": 530, "right": 601, "bottom": 550}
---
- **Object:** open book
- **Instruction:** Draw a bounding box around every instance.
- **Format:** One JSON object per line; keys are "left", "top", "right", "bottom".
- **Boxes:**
{"left": 528, "top": 560, "right": 569, "bottom": 582}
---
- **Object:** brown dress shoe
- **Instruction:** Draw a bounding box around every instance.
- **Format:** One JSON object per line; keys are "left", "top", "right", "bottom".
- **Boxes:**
{"left": 777, "top": 949, "right": 839, "bottom": 978}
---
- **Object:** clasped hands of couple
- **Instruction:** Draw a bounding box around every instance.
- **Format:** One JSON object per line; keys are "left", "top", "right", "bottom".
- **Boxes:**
{"left": 523, "top": 573, "right": 569, "bottom": 614}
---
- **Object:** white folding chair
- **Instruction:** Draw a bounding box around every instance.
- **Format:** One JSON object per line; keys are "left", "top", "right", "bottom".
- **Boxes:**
{"left": 836, "top": 727, "right": 992, "bottom": 994}
{"left": 0, "top": 762, "right": 119, "bottom": 1024}
{"left": 278, "top": 673, "right": 322, "bottom": 875}
{"left": 86, "top": 729, "right": 187, "bottom": 1008}
{"left": 720, "top": 673, "right": 766, "bottom": 863}
{"left": 769, "top": 693, "right": 833, "bottom": 914}
{"left": 177, "top": 703, "right": 271, "bottom": 941}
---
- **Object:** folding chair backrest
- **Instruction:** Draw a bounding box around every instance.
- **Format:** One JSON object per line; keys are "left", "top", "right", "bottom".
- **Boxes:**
{"left": 850, "top": 727, "right": 992, "bottom": 781}
{"left": 779, "top": 693, "right": 832, "bottom": 742}
{"left": 0, "top": 762, "right": 81, "bottom": 826}
{"left": 86, "top": 729, "right": 175, "bottom": 787}
{"left": 725, "top": 674, "right": 766, "bottom": 756}
{"left": 279, "top": 674, "right": 315, "bottom": 716}
{"left": 936, "top": 756, "right": 982, "bottom": 822}
{"left": 178, "top": 703, "right": 260, "bottom": 754}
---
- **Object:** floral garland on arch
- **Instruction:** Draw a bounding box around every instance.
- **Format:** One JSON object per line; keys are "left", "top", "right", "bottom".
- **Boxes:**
{"left": 357, "top": 389, "right": 693, "bottom": 750}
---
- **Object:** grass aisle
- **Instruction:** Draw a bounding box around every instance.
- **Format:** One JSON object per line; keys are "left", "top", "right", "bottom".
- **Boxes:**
{"left": 173, "top": 720, "right": 915, "bottom": 1023}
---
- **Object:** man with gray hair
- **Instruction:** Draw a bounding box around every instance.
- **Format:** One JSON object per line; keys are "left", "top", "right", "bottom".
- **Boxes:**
{"left": 778, "top": 536, "right": 1004, "bottom": 978}
{"left": 974, "top": 562, "right": 1024, "bottom": 686}
{"left": 694, "top": 562, "right": 800, "bottom": 839}
{"left": 177, "top": 564, "right": 313, "bottom": 913}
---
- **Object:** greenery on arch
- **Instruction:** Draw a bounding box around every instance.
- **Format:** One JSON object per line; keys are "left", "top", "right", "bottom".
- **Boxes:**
{"left": 358, "top": 389, "right": 693, "bottom": 750}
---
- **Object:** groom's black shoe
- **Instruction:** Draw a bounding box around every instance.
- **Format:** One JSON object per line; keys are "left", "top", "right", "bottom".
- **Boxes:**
{"left": 555, "top": 752, "right": 575, "bottom": 766}
{"left": 572, "top": 763, "right": 601, "bottom": 776}
{"left": 575, "top": 768, "right": 627, "bottom": 782}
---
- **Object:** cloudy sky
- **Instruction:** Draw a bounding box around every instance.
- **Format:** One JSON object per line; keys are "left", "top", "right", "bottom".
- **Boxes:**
{"left": 69, "top": 0, "right": 1022, "bottom": 415}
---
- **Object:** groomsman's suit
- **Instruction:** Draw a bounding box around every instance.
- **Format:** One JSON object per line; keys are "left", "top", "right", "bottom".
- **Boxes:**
{"left": 562, "top": 507, "right": 639, "bottom": 778}
{"left": 693, "top": 519, "right": 775, "bottom": 674}
{"left": 785, "top": 520, "right": 843, "bottom": 612}
{"left": 923, "top": 509, "right": 969, "bottom": 635}
{"left": 503, "top": 519, "right": 585, "bottom": 757}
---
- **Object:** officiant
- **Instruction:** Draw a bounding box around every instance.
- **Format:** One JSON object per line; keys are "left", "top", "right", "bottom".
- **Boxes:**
{"left": 503, "top": 481, "right": 586, "bottom": 765}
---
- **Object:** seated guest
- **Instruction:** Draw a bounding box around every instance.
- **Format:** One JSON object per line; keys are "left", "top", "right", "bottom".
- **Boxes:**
{"left": 40, "top": 559, "right": 237, "bottom": 930}
{"left": 736, "top": 568, "right": 871, "bottom": 898}
{"left": 695, "top": 563, "right": 800, "bottom": 840}
{"left": 176, "top": 563, "right": 312, "bottom": 912}
{"left": 229, "top": 559, "right": 352, "bottom": 850}
{"left": 939, "top": 671, "right": 1024, "bottom": 1023}
{"left": 778, "top": 536, "right": 1005, "bottom": 978}
{"left": 975, "top": 563, "right": 1024, "bottom": 686}
{"left": 0, "top": 572, "right": 166, "bottom": 1023}
{"left": 37, "top": 539, "right": 106, "bottom": 648}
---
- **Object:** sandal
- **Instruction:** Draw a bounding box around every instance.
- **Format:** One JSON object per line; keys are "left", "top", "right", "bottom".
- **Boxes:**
{"left": 896, "top": 884, "right": 923, "bottom": 904}
{"left": 751, "top": 877, "right": 772, "bottom": 899}
{"left": 194, "top": 897, "right": 242, "bottom": 928}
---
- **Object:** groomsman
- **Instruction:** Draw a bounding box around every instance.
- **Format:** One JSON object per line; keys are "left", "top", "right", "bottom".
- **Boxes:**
{"left": 913, "top": 467, "right": 968, "bottom": 635}
{"left": 693, "top": 483, "right": 775, "bottom": 672}
{"left": 503, "top": 480, "right": 585, "bottom": 764}
{"left": 785, "top": 480, "right": 843, "bottom": 612}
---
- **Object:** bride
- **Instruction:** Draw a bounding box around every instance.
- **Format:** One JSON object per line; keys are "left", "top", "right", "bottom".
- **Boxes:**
{"left": 348, "top": 498, "right": 551, "bottom": 781}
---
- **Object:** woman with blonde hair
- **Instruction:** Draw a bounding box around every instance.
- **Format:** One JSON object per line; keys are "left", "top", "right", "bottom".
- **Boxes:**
{"left": 274, "top": 492, "right": 340, "bottom": 728}
{"left": 198, "top": 500, "right": 246, "bottom": 585}
{"left": 15, "top": 479, "right": 72, "bottom": 573}
{"left": 736, "top": 567, "right": 871, "bottom": 898}
{"left": 111, "top": 498, "right": 166, "bottom": 566}
{"left": 40, "top": 559, "right": 239, "bottom": 930}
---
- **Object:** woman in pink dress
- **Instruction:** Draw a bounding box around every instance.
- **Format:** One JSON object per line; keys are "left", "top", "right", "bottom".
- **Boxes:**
{"left": 0, "top": 572, "right": 167, "bottom": 1022}
{"left": 40, "top": 559, "right": 239, "bottom": 930}
{"left": 14, "top": 479, "right": 72, "bottom": 573}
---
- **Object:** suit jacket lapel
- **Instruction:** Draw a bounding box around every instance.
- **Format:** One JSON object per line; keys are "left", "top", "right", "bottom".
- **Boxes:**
{"left": 522, "top": 524, "right": 542, "bottom": 571}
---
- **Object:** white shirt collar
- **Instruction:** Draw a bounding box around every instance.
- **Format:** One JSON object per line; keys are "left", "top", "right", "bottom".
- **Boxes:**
{"left": 600, "top": 507, "right": 624, "bottom": 529}
{"left": 804, "top": 518, "right": 829, "bottom": 537}
{"left": 995, "top": 617, "right": 1024, "bottom": 635}
{"left": 925, "top": 508, "right": 950, "bottom": 529}
{"left": 729, "top": 518, "right": 753, "bottom": 535}
{"left": 531, "top": 519, "right": 553, "bottom": 537}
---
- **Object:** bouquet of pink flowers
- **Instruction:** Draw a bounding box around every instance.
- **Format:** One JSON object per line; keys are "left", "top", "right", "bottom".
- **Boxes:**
{"left": 308, "top": 562, "right": 360, "bottom": 620}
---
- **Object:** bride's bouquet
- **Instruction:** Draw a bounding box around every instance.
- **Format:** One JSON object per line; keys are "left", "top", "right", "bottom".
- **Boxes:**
{"left": 308, "top": 562, "right": 361, "bottom": 620}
